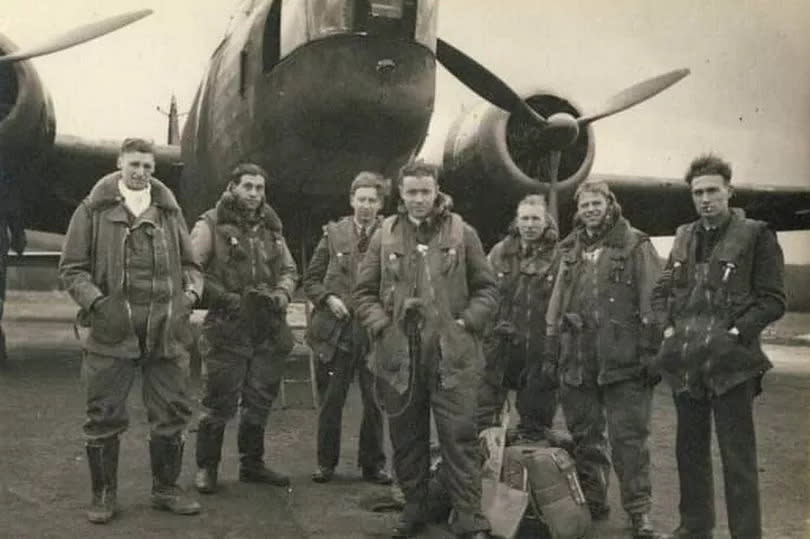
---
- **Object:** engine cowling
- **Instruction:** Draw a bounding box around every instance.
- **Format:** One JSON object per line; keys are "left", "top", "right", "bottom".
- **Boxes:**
{"left": 0, "top": 35, "right": 56, "bottom": 164}
{"left": 441, "top": 91, "right": 594, "bottom": 245}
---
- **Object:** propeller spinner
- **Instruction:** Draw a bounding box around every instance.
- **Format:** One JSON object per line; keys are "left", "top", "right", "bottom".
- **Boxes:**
{"left": 435, "top": 37, "right": 690, "bottom": 221}
{"left": 0, "top": 9, "right": 153, "bottom": 64}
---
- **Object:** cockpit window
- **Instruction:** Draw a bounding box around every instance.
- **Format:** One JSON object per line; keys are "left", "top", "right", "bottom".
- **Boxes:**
{"left": 280, "top": 0, "right": 436, "bottom": 58}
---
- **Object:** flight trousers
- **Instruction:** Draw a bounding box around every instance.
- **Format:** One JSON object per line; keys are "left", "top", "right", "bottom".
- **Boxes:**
{"left": 673, "top": 378, "right": 761, "bottom": 538}
{"left": 315, "top": 345, "right": 385, "bottom": 471}
{"left": 382, "top": 345, "right": 489, "bottom": 535}
{"left": 560, "top": 377, "right": 653, "bottom": 516}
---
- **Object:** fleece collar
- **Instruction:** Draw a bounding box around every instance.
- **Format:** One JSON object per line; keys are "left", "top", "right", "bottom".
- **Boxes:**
{"left": 85, "top": 172, "right": 180, "bottom": 213}
{"left": 215, "top": 190, "right": 283, "bottom": 232}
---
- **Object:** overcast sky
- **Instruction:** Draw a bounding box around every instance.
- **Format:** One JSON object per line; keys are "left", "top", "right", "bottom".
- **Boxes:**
{"left": 2, "top": 0, "right": 809, "bottom": 258}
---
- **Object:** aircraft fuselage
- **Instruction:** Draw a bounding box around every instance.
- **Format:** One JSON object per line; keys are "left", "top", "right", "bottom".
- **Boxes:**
{"left": 178, "top": 1, "right": 436, "bottom": 255}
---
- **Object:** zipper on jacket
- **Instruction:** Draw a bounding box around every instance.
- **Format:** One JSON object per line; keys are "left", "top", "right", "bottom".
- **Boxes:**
{"left": 121, "top": 228, "right": 134, "bottom": 345}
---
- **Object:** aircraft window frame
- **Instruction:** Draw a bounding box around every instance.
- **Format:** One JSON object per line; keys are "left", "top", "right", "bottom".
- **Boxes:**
{"left": 263, "top": 0, "right": 283, "bottom": 71}
{"left": 280, "top": 0, "right": 437, "bottom": 58}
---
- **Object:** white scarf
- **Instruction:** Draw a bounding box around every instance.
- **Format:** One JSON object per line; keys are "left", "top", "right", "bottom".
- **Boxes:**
{"left": 118, "top": 179, "right": 152, "bottom": 218}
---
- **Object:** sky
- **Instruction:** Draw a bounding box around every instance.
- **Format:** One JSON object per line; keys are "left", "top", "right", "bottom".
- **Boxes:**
{"left": 2, "top": 0, "right": 809, "bottom": 259}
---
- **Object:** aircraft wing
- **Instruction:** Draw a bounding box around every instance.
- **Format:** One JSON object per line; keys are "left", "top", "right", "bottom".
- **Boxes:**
{"left": 592, "top": 173, "right": 810, "bottom": 236}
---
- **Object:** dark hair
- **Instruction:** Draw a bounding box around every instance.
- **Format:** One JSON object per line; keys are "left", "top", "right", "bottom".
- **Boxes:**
{"left": 685, "top": 154, "right": 732, "bottom": 185}
{"left": 397, "top": 159, "right": 440, "bottom": 186}
{"left": 120, "top": 137, "right": 154, "bottom": 155}
{"left": 350, "top": 171, "right": 386, "bottom": 197}
{"left": 229, "top": 163, "right": 270, "bottom": 185}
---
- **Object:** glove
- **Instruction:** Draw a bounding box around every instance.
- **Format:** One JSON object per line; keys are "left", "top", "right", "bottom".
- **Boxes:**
{"left": 368, "top": 316, "right": 391, "bottom": 338}
{"left": 492, "top": 320, "right": 517, "bottom": 338}
{"left": 543, "top": 335, "right": 560, "bottom": 366}
{"left": 216, "top": 292, "right": 241, "bottom": 312}
{"left": 639, "top": 362, "right": 662, "bottom": 388}
{"left": 536, "top": 335, "right": 560, "bottom": 390}
{"left": 402, "top": 298, "right": 424, "bottom": 336}
{"left": 269, "top": 289, "right": 290, "bottom": 311}
{"left": 537, "top": 360, "right": 559, "bottom": 390}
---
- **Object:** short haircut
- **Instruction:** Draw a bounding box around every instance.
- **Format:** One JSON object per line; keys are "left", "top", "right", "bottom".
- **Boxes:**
{"left": 229, "top": 162, "right": 270, "bottom": 185}
{"left": 120, "top": 137, "right": 154, "bottom": 155}
{"left": 397, "top": 159, "right": 440, "bottom": 186}
{"left": 684, "top": 154, "right": 732, "bottom": 185}
{"left": 350, "top": 171, "right": 386, "bottom": 198}
{"left": 574, "top": 180, "right": 617, "bottom": 206}
{"left": 517, "top": 194, "right": 547, "bottom": 211}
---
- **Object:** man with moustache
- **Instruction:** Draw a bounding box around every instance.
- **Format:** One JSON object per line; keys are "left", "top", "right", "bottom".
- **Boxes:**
{"left": 477, "top": 194, "right": 559, "bottom": 435}
{"left": 655, "top": 155, "right": 785, "bottom": 539}
{"left": 545, "top": 180, "right": 662, "bottom": 538}
{"left": 192, "top": 163, "right": 298, "bottom": 494}
{"left": 354, "top": 160, "right": 498, "bottom": 539}
{"left": 302, "top": 171, "right": 391, "bottom": 484}
{"left": 60, "top": 137, "right": 202, "bottom": 523}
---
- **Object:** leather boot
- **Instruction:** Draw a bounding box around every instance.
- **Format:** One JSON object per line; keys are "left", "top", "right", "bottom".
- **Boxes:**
{"left": 237, "top": 422, "right": 290, "bottom": 487}
{"left": 86, "top": 436, "right": 119, "bottom": 524}
{"left": 194, "top": 420, "right": 225, "bottom": 494}
{"left": 149, "top": 436, "right": 201, "bottom": 515}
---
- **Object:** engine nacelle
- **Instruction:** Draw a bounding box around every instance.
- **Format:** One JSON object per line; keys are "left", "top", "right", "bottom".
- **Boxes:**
{"left": 0, "top": 35, "right": 56, "bottom": 165}
{"left": 441, "top": 91, "right": 594, "bottom": 245}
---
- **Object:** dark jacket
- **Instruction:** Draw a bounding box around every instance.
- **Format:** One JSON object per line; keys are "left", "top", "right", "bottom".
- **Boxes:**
{"left": 353, "top": 193, "right": 499, "bottom": 393}
{"left": 302, "top": 215, "right": 381, "bottom": 363}
{"left": 59, "top": 172, "right": 202, "bottom": 359}
{"left": 191, "top": 191, "right": 297, "bottom": 354}
{"left": 653, "top": 209, "right": 785, "bottom": 396}
{"left": 484, "top": 220, "right": 559, "bottom": 385}
{"left": 546, "top": 215, "right": 662, "bottom": 386}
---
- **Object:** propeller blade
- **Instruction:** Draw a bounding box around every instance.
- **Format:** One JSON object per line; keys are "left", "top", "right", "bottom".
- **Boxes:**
{"left": 0, "top": 9, "right": 153, "bottom": 64}
{"left": 542, "top": 151, "right": 562, "bottom": 225}
{"left": 436, "top": 38, "right": 547, "bottom": 127}
{"left": 578, "top": 68, "right": 690, "bottom": 125}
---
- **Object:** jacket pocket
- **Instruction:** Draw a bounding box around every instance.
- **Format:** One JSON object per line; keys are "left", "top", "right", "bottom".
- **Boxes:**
{"left": 90, "top": 296, "right": 132, "bottom": 345}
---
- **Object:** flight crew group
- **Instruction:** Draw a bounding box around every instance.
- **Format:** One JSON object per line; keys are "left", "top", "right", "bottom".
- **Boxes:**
{"left": 56, "top": 138, "right": 784, "bottom": 539}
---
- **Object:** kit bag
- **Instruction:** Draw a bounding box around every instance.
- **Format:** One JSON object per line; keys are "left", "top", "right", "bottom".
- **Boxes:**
{"left": 502, "top": 441, "right": 591, "bottom": 539}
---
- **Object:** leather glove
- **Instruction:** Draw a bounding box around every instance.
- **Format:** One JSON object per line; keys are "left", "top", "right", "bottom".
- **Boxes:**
{"left": 536, "top": 335, "right": 560, "bottom": 390}
{"left": 402, "top": 298, "right": 424, "bottom": 335}
{"left": 269, "top": 289, "right": 290, "bottom": 311}
{"left": 543, "top": 335, "right": 560, "bottom": 366}
{"left": 216, "top": 292, "right": 241, "bottom": 312}
{"left": 639, "top": 362, "right": 662, "bottom": 388}
{"left": 537, "top": 360, "right": 559, "bottom": 390}
{"left": 492, "top": 320, "right": 517, "bottom": 338}
{"left": 368, "top": 316, "right": 391, "bottom": 338}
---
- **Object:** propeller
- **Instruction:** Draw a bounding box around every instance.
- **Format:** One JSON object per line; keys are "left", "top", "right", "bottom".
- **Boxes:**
{"left": 0, "top": 9, "right": 153, "bottom": 64}
{"left": 435, "top": 37, "right": 690, "bottom": 221}
{"left": 436, "top": 38, "right": 547, "bottom": 128}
